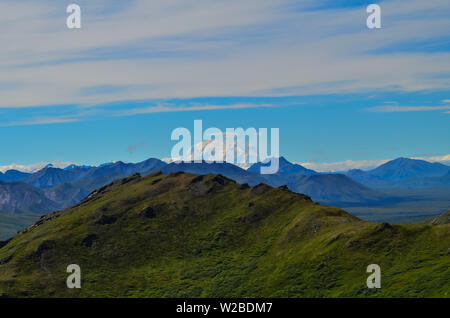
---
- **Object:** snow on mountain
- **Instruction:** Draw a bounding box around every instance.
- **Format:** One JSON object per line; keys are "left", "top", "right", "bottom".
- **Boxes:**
{"left": 0, "top": 161, "right": 79, "bottom": 173}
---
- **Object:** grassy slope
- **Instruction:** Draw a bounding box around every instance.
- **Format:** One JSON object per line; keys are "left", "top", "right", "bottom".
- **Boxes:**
{"left": 0, "top": 213, "right": 40, "bottom": 241}
{"left": 0, "top": 172, "right": 448, "bottom": 297}
{"left": 0, "top": 174, "right": 129, "bottom": 241}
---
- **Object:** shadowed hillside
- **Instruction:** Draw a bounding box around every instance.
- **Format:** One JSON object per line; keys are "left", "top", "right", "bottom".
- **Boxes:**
{"left": 0, "top": 181, "right": 61, "bottom": 214}
{"left": 424, "top": 210, "right": 450, "bottom": 225}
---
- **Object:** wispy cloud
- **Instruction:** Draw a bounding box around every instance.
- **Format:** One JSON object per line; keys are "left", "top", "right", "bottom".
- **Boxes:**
{"left": 118, "top": 103, "right": 275, "bottom": 116}
{"left": 126, "top": 141, "right": 147, "bottom": 154}
{"left": 0, "top": 101, "right": 277, "bottom": 127}
{"left": 0, "top": 116, "right": 79, "bottom": 127}
{"left": 1, "top": 0, "right": 450, "bottom": 110}
{"left": 411, "top": 154, "right": 450, "bottom": 165}
{"left": 367, "top": 105, "right": 450, "bottom": 113}
{"left": 383, "top": 101, "right": 399, "bottom": 105}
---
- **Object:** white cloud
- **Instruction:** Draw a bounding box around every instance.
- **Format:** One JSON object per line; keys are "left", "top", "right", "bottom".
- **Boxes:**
{"left": 160, "top": 157, "right": 173, "bottom": 164}
{"left": 117, "top": 103, "right": 275, "bottom": 116}
{"left": 0, "top": 160, "right": 79, "bottom": 173}
{"left": 411, "top": 154, "right": 450, "bottom": 165}
{"left": 0, "top": 117, "right": 79, "bottom": 127}
{"left": 0, "top": 0, "right": 449, "bottom": 108}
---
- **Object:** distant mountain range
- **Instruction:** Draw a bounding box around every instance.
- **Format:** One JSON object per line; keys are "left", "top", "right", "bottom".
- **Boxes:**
{"left": 0, "top": 156, "right": 449, "bottom": 211}
{"left": 0, "top": 156, "right": 448, "bottom": 240}
{"left": 23, "top": 158, "right": 166, "bottom": 189}
{"left": 345, "top": 157, "right": 450, "bottom": 188}
{"left": 2, "top": 156, "right": 449, "bottom": 189}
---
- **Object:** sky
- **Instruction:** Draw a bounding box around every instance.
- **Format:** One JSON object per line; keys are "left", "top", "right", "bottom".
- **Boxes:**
{"left": 0, "top": 0, "right": 449, "bottom": 172}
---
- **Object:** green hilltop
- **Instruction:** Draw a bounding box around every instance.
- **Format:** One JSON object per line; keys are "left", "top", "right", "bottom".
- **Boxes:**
{"left": 0, "top": 172, "right": 448, "bottom": 297}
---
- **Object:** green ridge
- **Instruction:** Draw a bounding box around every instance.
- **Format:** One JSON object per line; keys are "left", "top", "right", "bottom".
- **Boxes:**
{"left": 0, "top": 172, "right": 448, "bottom": 297}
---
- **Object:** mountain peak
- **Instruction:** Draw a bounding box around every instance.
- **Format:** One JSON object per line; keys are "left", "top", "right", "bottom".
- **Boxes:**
{"left": 278, "top": 156, "right": 289, "bottom": 163}
{"left": 348, "top": 157, "right": 450, "bottom": 185}
{"left": 248, "top": 157, "right": 317, "bottom": 176}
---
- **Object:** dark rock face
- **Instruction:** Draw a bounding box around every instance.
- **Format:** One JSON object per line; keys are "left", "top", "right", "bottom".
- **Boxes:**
{"left": 171, "top": 171, "right": 185, "bottom": 177}
{"left": 238, "top": 213, "right": 261, "bottom": 224}
{"left": 238, "top": 202, "right": 272, "bottom": 224}
{"left": 210, "top": 175, "right": 228, "bottom": 185}
{"left": 34, "top": 240, "right": 55, "bottom": 259}
{"left": 0, "top": 255, "right": 12, "bottom": 265}
{"left": 327, "top": 232, "right": 345, "bottom": 246}
{"left": 82, "top": 234, "right": 98, "bottom": 247}
{"left": 141, "top": 207, "right": 155, "bottom": 218}
{"left": 95, "top": 215, "right": 118, "bottom": 225}
{"left": 0, "top": 238, "right": 12, "bottom": 249}
{"left": 120, "top": 173, "right": 141, "bottom": 185}
{"left": 189, "top": 175, "right": 205, "bottom": 184}
{"left": 32, "top": 240, "right": 57, "bottom": 271}
{"left": 251, "top": 183, "right": 272, "bottom": 195}
{"left": 151, "top": 178, "right": 162, "bottom": 185}
{"left": 378, "top": 222, "right": 394, "bottom": 232}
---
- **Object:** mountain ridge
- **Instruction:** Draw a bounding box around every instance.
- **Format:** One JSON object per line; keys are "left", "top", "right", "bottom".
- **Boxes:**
{"left": 247, "top": 156, "right": 317, "bottom": 176}
{"left": 346, "top": 158, "right": 450, "bottom": 188}
{"left": 0, "top": 171, "right": 448, "bottom": 297}
{"left": 0, "top": 156, "right": 448, "bottom": 239}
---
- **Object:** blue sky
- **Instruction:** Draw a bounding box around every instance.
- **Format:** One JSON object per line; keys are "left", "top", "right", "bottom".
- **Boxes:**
{"left": 0, "top": 0, "right": 449, "bottom": 171}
